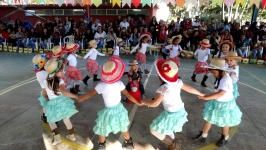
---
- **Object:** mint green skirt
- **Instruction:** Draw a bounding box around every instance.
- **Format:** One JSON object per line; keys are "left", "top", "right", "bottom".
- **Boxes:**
{"left": 150, "top": 107, "right": 188, "bottom": 135}
{"left": 45, "top": 95, "right": 78, "bottom": 123}
{"left": 38, "top": 91, "right": 47, "bottom": 107}
{"left": 203, "top": 99, "right": 242, "bottom": 127}
{"left": 233, "top": 83, "right": 240, "bottom": 99}
{"left": 93, "top": 103, "right": 130, "bottom": 137}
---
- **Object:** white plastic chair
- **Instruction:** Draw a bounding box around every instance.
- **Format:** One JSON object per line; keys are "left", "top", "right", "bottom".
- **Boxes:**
{"left": 63, "top": 35, "right": 75, "bottom": 46}
{"left": 48, "top": 38, "right": 54, "bottom": 50}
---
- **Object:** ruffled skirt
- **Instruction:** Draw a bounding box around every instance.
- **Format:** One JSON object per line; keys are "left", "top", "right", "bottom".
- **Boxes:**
{"left": 110, "top": 55, "right": 122, "bottom": 61}
{"left": 202, "top": 99, "right": 242, "bottom": 127}
{"left": 45, "top": 95, "right": 78, "bottom": 123}
{"left": 61, "top": 74, "right": 68, "bottom": 86}
{"left": 233, "top": 83, "right": 240, "bottom": 99}
{"left": 93, "top": 103, "right": 130, "bottom": 136}
{"left": 38, "top": 91, "right": 47, "bottom": 107}
{"left": 150, "top": 107, "right": 188, "bottom": 135}
{"left": 86, "top": 59, "right": 99, "bottom": 73}
{"left": 66, "top": 66, "right": 83, "bottom": 80}
{"left": 194, "top": 61, "right": 209, "bottom": 74}
{"left": 168, "top": 56, "right": 180, "bottom": 67}
{"left": 136, "top": 52, "right": 146, "bottom": 63}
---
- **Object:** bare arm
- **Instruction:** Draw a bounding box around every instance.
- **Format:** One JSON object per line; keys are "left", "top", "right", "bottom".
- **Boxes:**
{"left": 122, "top": 89, "right": 142, "bottom": 106}
{"left": 59, "top": 84, "right": 78, "bottom": 99}
{"left": 181, "top": 83, "right": 203, "bottom": 96}
{"left": 141, "top": 93, "right": 163, "bottom": 107}
{"left": 78, "top": 89, "right": 97, "bottom": 102}
{"left": 130, "top": 45, "right": 139, "bottom": 53}
{"left": 42, "top": 88, "right": 49, "bottom": 101}
{"left": 198, "top": 90, "right": 226, "bottom": 100}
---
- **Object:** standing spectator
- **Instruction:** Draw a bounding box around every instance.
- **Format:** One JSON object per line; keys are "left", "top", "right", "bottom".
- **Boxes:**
{"left": 192, "top": 16, "right": 201, "bottom": 30}
{"left": 53, "top": 16, "right": 60, "bottom": 28}
{"left": 94, "top": 26, "right": 106, "bottom": 48}
{"left": 236, "top": 34, "right": 249, "bottom": 57}
{"left": 129, "top": 27, "right": 140, "bottom": 46}
{"left": 150, "top": 27, "right": 157, "bottom": 44}
{"left": 248, "top": 22, "right": 259, "bottom": 41}
{"left": 157, "top": 20, "right": 168, "bottom": 32}
{"left": 78, "top": 18, "right": 84, "bottom": 28}
{"left": 258, "top": 25, "right": 265, "bottom": 41}
{"left": 23, "top": 18, "right": 33, "bottom": 32}
{"left": 168, "top": 20, "right": 175, "bottom": 36}
{"left": 103, "top": 20, "right": 110, "bottom": 33}
{"left": 174, "top": 17, "right": 181, "bottom": 29}
{"left": 105, "top": 27, "right": 117, "bottom": 48}
{"left": 119, "top": 18, "right": 130, "bottom": 30}
{"left": 149, "top": 16, "right": 158, "bottom": 31}
{"left": 84, "top": 29, "right": 94, "bottom": 49}
{"left": 183, "top": 18, "right": 192, "bottom": 30}
{"left": 40, "top": 29, "right": 50, "bottom": 49}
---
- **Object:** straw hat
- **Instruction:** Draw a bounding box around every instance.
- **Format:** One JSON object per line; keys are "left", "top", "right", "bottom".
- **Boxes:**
{"left": 101, "top": 59, "right": 125, "bottom": 84}
{"left": 199, "top": 39, "right": 211, "bottom": 47}
{"left": 223, "top": 51, "right": 243, "bottom": 60}
{"left": 128, "top": 60, "right": 138, "bottom": 66}
{"left": 65, "top": 42, "right": 80, "bottom": 53}
{"left": 218, "top": 40, "right": 234, "bottom": 50}
{"left": 52, "top": 45, "right": 66, "bottom": 57}
{"left": 139, "top": 34, "right": 151, "bottom": 42}
{"left": 32, "top": 54, "right": 52, "bottom": 71}
{"left": 202, "top": 58, "right": 228, "bottom": 71}
{"left": 155, "top": 59, "right": 179, "bottom": 83}
{"left": 89, "top": 40, "right": 98, "bottom": 47}
{"left": 171, "top": 35, "right": 182, "bottom": 44}
{"left": 116, "top": 38, "right": 124, "bottom": 43}
{"left": 44, "top": 59, "right": 63, "bottom": 77}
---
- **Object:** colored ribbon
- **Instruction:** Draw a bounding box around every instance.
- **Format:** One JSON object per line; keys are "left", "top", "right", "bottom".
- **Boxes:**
{"left": 142, "top": 0, "right": 151, "bottom": 7}
{"left": 132, "top": 0, "right": 140, "bottom": 8}
{"left": 176, "top": 0, "right": 185, "bottom": 7}
{"left": 122, "top": 0, "right": 131, "bottom": 7}
{"left": 82, "top": 0, "right": 91, "bottom": 6}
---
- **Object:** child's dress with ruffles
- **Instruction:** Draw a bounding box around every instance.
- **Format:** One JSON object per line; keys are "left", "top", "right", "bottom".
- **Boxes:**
{"left": 194, "top": 48, "right": 210, "bottom": 74}
{"left": 227, "top": 66, "right": 240, "bottom": 99}
{"left": 84, "top": 48, "right": 105, "bottom": 73}
{"left": 93, "top": 81, "right": 130, "bottom": 137}
{"left": 36, "top": 70, "right": 49, "bottom": 107}
{"left": 150, "top": 80, "right": 188, "bottom": 135}
{"left": 165, "top": 44, "right": 182, "bottom": 67}
{"left": 202, "top": 73, "right": 242, "bottom": 127}
{"left": 44, "top": 79, "right": 78, "bottom": 123}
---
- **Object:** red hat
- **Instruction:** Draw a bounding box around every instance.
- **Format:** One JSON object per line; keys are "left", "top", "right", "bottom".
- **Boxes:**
{"left": 65, "top": 42, "right": 80, "bottom": 53}
{"left": 101, "top": 59, "right": 125, "bottom": 84}
{"left": 155, "top": 59, "right": 179, "bottom": 83}
{"left": 199, "top": 39, "right": 211, "bottom": 47}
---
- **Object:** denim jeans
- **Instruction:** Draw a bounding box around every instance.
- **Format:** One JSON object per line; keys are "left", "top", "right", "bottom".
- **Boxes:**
{"left": 40, "top": 40, "right": 48, "bottom": 49}
{"left": 52, "top": 39, "right": 60, "bottom": 46}
{"left": 129, "top": 40, "right": 138, "bottom": 46}
{"left": 237, "top": 48, "right": 248, "bottom": 57}
{"left": 252, "top": 49, "right": 263, "bottom": 59}
{"left": 27, "top": 38, "right": 36, "bottom": 51}
{"left": 16, "top": 40, "right": 24, "bottom": 47}
{"left": 97, "top": 40, "right": 104, "bottom": 48}
{"left": 0, "top": 40, "right": 4, "bottom": 45}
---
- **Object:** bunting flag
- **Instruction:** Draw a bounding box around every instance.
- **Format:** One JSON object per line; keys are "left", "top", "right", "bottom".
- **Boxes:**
{"left": 142, "top": 0, "right": 151, "bottom": 7}
{"left": 224, "top": 0, "right": 235, "bottom": 6}
{"left": 164, "top": 0, "right": 175, "bottom": 5}
{"left": 122, "top": 0, "right": 131, "bottom": 7}
{"left": 94, "top": 0, "right": 102, "bottom": 7}
{"left": 74, "top": 0, "right": 82, "bottom": 5}
{"left": 46, "top": 0, "right": 54, "bottom": 4}
{"left": 211, "top": 0, "right": 222, "bottom": 7}
{"left": 152, "top": 0, "right": 160, "bottom": 7}
{"left": 112, "top": 0, "right": 120, "bottom": 7}
{"left": 132, "top": 0, "right": 140, "bottom": 8}
{"left": 235, "top": 0, "right": 246, "bottom": 6}
{"left": 30, "top": 0, "right": 38, "bottom": 4}
{"left": 199, "top": 0, "right": 209, "bottom": 7}
{"left": 14, "top": 0, "right": 22, "bottom": 4}
{"left": 65, "top": 0, "right": 74, "bottom": 5}
{"left": 185, "top": 0, "right": 197, "bottom": 8}
{"left": 38, "top": 0, "right": 45, "bottom": 4}
{"left": 249, "top": 0, "right": 260, "bottom": 8}
{"left": 176, "top": 0, "right": 185, "bottom": 7}
{"left": 55, "top": 0, "right": 64, "bottom": 6}
{"left": 262, "top": 0, "right": 266, "bottom": 8}
{"left": 23, "top": 0, "right": 30, "bottom": 5}
{"left": 82, "top": 0, "right": 91, "bottom": 6}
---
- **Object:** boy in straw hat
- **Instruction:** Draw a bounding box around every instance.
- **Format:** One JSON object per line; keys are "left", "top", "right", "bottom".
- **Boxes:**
{"left": 43, "top": 59, "right": 79, "bottom": 145}
{"left": 194, "top": 58, "right": 242, "bottom": 147}
{"left": 191, "top": 39, "right": 211, "bottom": 87}
{"left": 165, "top": 34, "right": 183, "bottom": 67}
{"left": 82, "top": 39, "right": 108, "bottom": 85}
{"left": 78, "top": 59, "right": 143, "bottom": 150}
{"left": 141, "top": 59, "right": 204, "bottom": 150}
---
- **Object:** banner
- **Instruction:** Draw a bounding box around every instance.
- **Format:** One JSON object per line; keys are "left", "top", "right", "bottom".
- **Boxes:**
{"left": 211, "top": 0, "right": 222, "bottom": 7}
{"left": 199, "top": 0, "right": 209, "bottom": 7}
{"left": 74, "top": 0, "right": 82, "bottom": 5}
{"left": 82, "top": 0, "right": 91, "bottom": 6}
{"left": 132, "top": 0, "right": 140, "bottom": 8}
{"left": 249, "top": 0, "right": 260, "bottom": 8}
{"left": 235, "top": 0, "right": 246, "bottom": 6}
{"left": 142, "top": 0, "right": 151, "bottom": 7}
{"left": 46, "top": 0, "right": 55, "bottom": 4}
{"left": 224, "top": 0, "right": 235, "bottom": 6}
{"left": 65, "top": 0, "right": 74, "bottom": 5}
{"left": 94, "top": 0, "right": 102, "bottom": 7}
{"left": 122, "top": 0, "right": 131, "bottom": 7}
{"left": 55, "top": 0, "right": 64, "bottom": 6}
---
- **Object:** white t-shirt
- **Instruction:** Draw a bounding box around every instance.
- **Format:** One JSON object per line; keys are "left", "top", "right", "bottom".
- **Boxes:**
{"left": 215, "top": 52, "right": 227, "bottom": 58}
{"left": 214, "top": 73, "right": 234, "bottom": 102}
{"left": 174, "top": 22, "right": 180, "bottom": 29}
{"left": 84, "top": 48, "right": 105, "bottom": 60}
{"left": 44, "top": 79, "right": 65, "bottom": 99}
{"left": 67, "top": 54, "right": 77, "bottom": 67}
{"left": 192, "top": 21, "right": 201, "bottom": 28}
{"left": 94, "top": 31, "right": 106, "bottom": 40}
{"left": 95, "top": 81, "right": 125, "bottom": 107}
{"left": 227, "top": 65, "right": 239, "bottom": 83}
{"left": 165, "top": 44, "right": 182, "bottom": 58}
{"left": 113, "top": 46, "right": 120, "bottom": 56}
{"left": 194, "top": 48, "right": 210, "bottom": 62}
{"left": 36, "top": 70, "right": 49, "bottom": 88}
{"left": 156, "top": 80, "right": 184, "bottom": 112}
{"left": 119, "top": 21, "right": 129, "bottom": 30}
{"left": 130, "top": 43, "right": 158, "bottom": 54}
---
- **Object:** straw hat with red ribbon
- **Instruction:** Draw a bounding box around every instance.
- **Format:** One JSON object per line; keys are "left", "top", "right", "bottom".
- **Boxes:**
{"left": 199, "top": 39, "right": 211, "bottom": 47}
{"left": 101, "top": 59, "right": 125, "bottom": 84}
{"left": 65, "top": 42, "right": 80, "bottom": 53}
{"left": 155, "top": 59, "right": 179, "bottom": 83}
{"left": 52, "top": 45, "right": 66, "bottom": 57}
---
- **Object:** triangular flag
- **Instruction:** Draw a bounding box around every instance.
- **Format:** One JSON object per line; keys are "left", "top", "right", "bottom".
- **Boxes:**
{"left": 211, "top": 0, "right": 222, "bottom": 7}
{"left": 199, "top": 0, "right": 209, "bottom": 7}
{"left": 176, "top": 0, "right": 185, "bottom": 7}
{"left": 235, "top": 0, "right": 246, "bottom": 6}
{"left": 224, "top": 0, "right": 235, "bottom": 7}
{"left": 74, "top": 0, "right": 82, "bottom": 5}
{"left": 153, "top": 0, "right": 160, "bottom": 7}
{"left": 31, "top": 0, "right": 38, "bottom": 4}
{"left": 14, "top": 0, "right": 22, "bottom": 4}
{"left": 112, "top": 0, "right": 120, "bottom": 7}
{"left": 38, "top": 0, "right": 45, "bottom": 4}
{"left": 46, "top": 0, "right": 55, "bottom": 5}
{"left": 94, "top": 0, "right": 102, "bottom": 7}
{"left": 65, "top": 0, "right": 74, "bottom": 5}
{"left": 262, "top": 0, "right": 266, "bottom": 8}
{"left": 82, "top": 0, "right": 91, "bottom": 6}
{"left": 185, "top": 0, "right": 197, "bottom": 8}
{"left": 132, "top": 0, "right": 140, "bottom": 8}
{"left": 23, "top": 0, "right": 30, "bottom": 5}
{"left": 122, "top": 0, "right": 131, "bottom": 7}
{"left": 55, "top": 0, "right": 64, "bottom": 6}
{"left": 249, "top": 0, "right": 260, "bottom": 8}
{"left": 142, "top": 0, "right": 151, "bottom": 7}
{"left": 164, "top": 0, "right": 175, "bottom": 5}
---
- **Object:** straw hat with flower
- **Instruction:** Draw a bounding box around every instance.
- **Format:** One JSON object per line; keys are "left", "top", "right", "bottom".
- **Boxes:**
{"left": 199, "top": 39, "right": 211, "bottom": 47}
{"left": 65, "top": 42, "right": 80, "bottom": 53}
{"left": 101, "top": 59, "right": 125, "bottom": 84}
{"left": 32, "top": 54, "right": 52, "bottom": 72}
{"left": 44, "top": 59, "right": 63, "bottom": 77}
{"left": 171, "top": 35, "right": 182, "bottom": 44}
{"left": 223, "top": 51, "right": 243, "bottom": 60}
{"left": 201, "top": 58, "right": 229, "bottom": 71}
{"left": 52, "top": 45, "right": 66, "bottom": 57}
{"left": 155, "top": 59, "right": 179, "bottom": 83}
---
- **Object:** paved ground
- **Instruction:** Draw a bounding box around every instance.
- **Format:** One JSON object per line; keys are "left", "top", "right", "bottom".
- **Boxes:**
{"left": 0, "top": 51, "right": 266, "bottom": 150}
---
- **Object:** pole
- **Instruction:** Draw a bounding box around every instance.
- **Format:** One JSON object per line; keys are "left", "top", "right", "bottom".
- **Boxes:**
{"left": 251, "top": 4, "right": 259, "bottom": 23}
{"left": 222, "top": 2, "right": 225, "bottom": 20}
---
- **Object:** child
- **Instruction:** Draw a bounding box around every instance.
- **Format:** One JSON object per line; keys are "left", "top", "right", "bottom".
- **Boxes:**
{"left": 52, "top": 45, "right": 68, "bottom": 87}
{"left": 65, "top": 42, "right": 84, "bottom": 94}
{"left": 82, "top": 40, "right": 108, "bottom": 85}
{"left": 123, "top": 60, "right": 145, "bottom": 102}
{"left": 194, "top": 58, "right": 242, "bottom": 147}
{"left": 78, "top": 59, "right": 143, "bottom": 150}
{"left": 162, "top": 38, "right": 171, "bottom": 60}
{"left": 130, "top": 34, "right": 159, "bottom": 74}
{"left": 141, "top": 59, "right": 204, "bottom": 150}
{"left": 43, "top": 59, "right": 79, "bottom": 145}
{"left": 215, "top": 40, "right": 233, "bottom": 58}
{"left": 32, "top": 54, "right": 51, "bottom": 123}
{"left": 223, "top": 52, "right": 243, "bottom": 99}
{"left": 191, "top": 39, "right": 211, "bottom": 87}
{"left": 109, "top": 38, "right": 129, "bottom": 61}
{"left": 165, "top": 35, "right": 183, "bottom": 67}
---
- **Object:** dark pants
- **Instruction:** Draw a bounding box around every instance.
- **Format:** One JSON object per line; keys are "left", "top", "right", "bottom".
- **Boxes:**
{"left": 126, "top": 82, "right": 145, "bottom": 95}
{"left": 106, "top": 40, "right": 114, "bottom": 48}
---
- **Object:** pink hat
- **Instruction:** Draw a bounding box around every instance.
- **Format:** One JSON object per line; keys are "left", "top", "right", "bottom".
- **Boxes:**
{"left": 101, "top": 59, "right": 125, "bottom": 84}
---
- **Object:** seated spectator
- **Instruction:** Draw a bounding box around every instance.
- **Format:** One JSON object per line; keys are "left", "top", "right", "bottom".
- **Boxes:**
{"left": 231, "top": 23, "right": 242, "bottom": 43}
{"left": 157, "top": 20, "right": 168, "bottom": 31}
{"left": 179, "top": 30, "right": 190, "bottom": 50}
{"left": 119, "top": 18, "right": 129, "bottom": 30}
{"left": 209, "top": 31, "right": 221, "bottom": 57}
{"left": 51, "top": 26, "right": 61, "bottom": 46}
{"left": 16, "top": 27, "right": 25, "bottom": 47}
{"left": 27, "top": 28, "right": 37, "bottom": 51}
{"left": 15, "top": 19, "right": 23, "bottom": 32}
{"left": 190, "top": 30, "right": 200, "bottom": 52}
{"left": 35, "top": 20, "right": 44, "bottom": 38}
{"left": 140, "top": 27, "right": 152, "bottom": 37}
{"left": 150, "top": 27, "right": 157, "bottom": 45}
{"left": 119, "top": 27, "right": 129, "bottom": 43}
{"left": 105, "top": 27, "right": 117, "bottom": 48}
{"left": 157, "top": 30, "right": 167, "bottom": 44}
{"left": 94, "top": 26, "right": 106, "bottom": 49}
{"left": 84, "top": 29, "right": 94, "bottom": 49}
{"left": 129, "top": 28, "right": 140, "bottom": 46}
{"left": 249, "top": 35, "right": 263, "bottom": 59}
{"left": 23, "top": 18, "right": 33, "bottom": 32}
{"left": 8, "top": 20, "right": 16, "bottom": 32}
{"left": 74, "top": 28, "right": 82, "bottom": 48}
{"left": 183, "top": 18, "right": 192, "bottom": 30}
{"left": 236, "top": 34, "right": 249, "bottom": 57}
{"left": 40, "top": 29, "right": 50, "bottom": 49}
{"left": 8, "top": 29, "right": 17, "bottom": 46}
{"left": 103, "top": 20, "right": 110, "bottom": 33}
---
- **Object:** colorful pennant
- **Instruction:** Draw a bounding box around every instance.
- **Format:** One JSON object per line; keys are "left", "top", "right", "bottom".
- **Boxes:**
{"left": 94, "top": 0, "right": 102, "bottom": 7}
{"left": 74, "top": 0, "right": 82, "bottom": 5}
{"left": 211, "top": 0, "right": 222, "bottom": 7}
{"left": 152, "top": 0, "right": 160, "bottom": 7}
{"left": 30, "top": 0, "right": 38, "bottom": 4}
{"left": 82, "top": 0, "right": 91, "bottom": 6}
{"left": 122, "top": 0, "right": 131, "bottom": 7}
{"left": 262, "top": 0, "right": 266, "bottom": 8}
{"left": 249, "top": 0, "right": 260, "bottom": 8}
{"left": 142, "top": 0, "right": 151, "bottom": 7}
{"left": 132, "top": 0, "right": 140, "bottom": 8}
{"left": 235, "top": 0, "right": 246, "bottom": 6}
{"left": 23, "top": 0, "right": 30, "bottom": 5}
{"left": 55, "top": 0, "right": 64, "bottom": 6}
{"left": 164, "top": 0, "right": 175, "bottom": 5}
{"left": 224, "top": 0, "right": 235, "bottom": 6}
{"left": 65, "top": 0, "right": 73, "bottom": 5}
{"left": 38, "top": 0, "right": 45, "bottom": 4}
{"left": 185, "top": 0, "right": 197, "bottom": 8}
{"left": 46, "top": 0, "right": 54, "bottom": 4}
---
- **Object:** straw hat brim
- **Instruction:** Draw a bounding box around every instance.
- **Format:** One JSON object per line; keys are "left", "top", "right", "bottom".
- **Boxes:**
{"left": 139, "top": 34, "right": 151, "bottom": 42}
{"left": 101, "top": 59, "right": 125, "bottom": 84}
{"left": 155, "top": 59, "right": 178, "bottom": 83}
{"left": 218, "top": 40, "right": 234, "bottom": 50}
{"left": 201, "top": 64, "right": 229, "bottom": 71}
{"left": 47, "top": 61, "right": 63, "bottom": 77}
{"left": 222, "top": 56, "right": 243, "bottom": 60}
{"left": 199, "top": 41, "right": 211, "bottom": 47}
{"left": 171, "top": 35, "right": 182, "bottom": 44}
{"left": 65, "top": 44, "right": 80, "bottom": 53}
{"left": 128, "top": 62, "right": 138, "bottom": 65}
{"left": 53, "top": 46, "right": 66, "bottom": 57}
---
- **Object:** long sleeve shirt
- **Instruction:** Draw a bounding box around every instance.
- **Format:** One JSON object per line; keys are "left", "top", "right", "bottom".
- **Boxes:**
{"left": 130, "top": 43, "right": 158, "bottom": 54}
{"left": 84, "top": 48, "right": 105, "bottom": 60}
